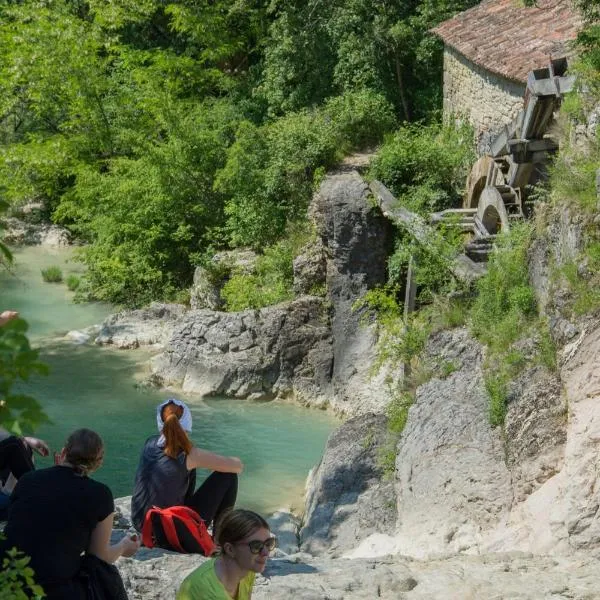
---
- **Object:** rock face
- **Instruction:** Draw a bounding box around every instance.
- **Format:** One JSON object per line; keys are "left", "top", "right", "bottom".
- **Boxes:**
{"left": 151, "top": 296, "right": 333, "bottom": 404}
{"left": 1, "top": 217, "right": 70, "bottom": 246}
{"left": 393, "top": 328, "right": 512, "bottom": 557}
{"left": 112, "top": 496, "right": 600, "bottom": 600}
{"left": 115, "top": 543, "right": 600, "bottom": 600}
{"left": 300, "top": 413, "right": 396, "bottom": 556}
{"left": 151, "top": 170, "right": 394, "bottom": 414}
{"left": 190, "top": 249, "right": 258, "bottom": 310}
{"left": 95, "top": 303, "right": 188, "bottom": 350}
{"left": 311, "top": 171, "right": 394, "bottom": 415}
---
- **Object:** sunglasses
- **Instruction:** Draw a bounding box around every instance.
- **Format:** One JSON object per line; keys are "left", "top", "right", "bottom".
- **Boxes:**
{"left": 239, "top": 536, "right": 277, "bottom": 555}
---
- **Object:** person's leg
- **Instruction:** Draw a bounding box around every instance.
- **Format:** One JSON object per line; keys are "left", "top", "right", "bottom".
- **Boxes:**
{"left": 183, "top": 469, "right": 197, "bottom": 506}
{"left": 186, "top": 472, "right": 238, "bottom": 527}
{"left": 0, "top": 491, "right": 10, "bottom": 520}
{"left": 0, "top": 436, "right": 34, "bottom": 480}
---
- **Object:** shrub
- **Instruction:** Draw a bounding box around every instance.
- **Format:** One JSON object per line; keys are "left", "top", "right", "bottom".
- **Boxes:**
{"left": 221, "top": 238, "right": 296, "bottom": 311}
{"left": 41, "top": 266, "right": 63, "bottom": 283}
{"left": 368, "top": 121, "right": 475, "bottom": 214}
{"left": 387, "top": 390, "right": 415, "bottom": 434}
{"left": 470, "top": 222, "right": 535, "bottom": 352}
{"left": 65, "top": 274, "right": 80, "bottom": 291}
{"left": 0, "top": 544, "right": 45, "bottom": 600}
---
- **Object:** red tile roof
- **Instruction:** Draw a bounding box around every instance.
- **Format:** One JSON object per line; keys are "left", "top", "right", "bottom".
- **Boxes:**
{"left": 432, "top": 0, "right": 582, "bottom": 82}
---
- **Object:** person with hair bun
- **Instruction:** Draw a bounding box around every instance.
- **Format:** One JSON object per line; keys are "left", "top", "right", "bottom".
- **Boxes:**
{"left": 177, "top": 508, "right": 276, "bottom": 600}
{"left": 0, "top": 428, "right": 140, "bottom": 599}
{"left": 131, "top": 398, "right": 243, "bottom": 534}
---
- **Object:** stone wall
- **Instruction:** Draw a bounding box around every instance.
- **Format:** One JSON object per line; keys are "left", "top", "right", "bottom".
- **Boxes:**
{"left": 442, "top": 47, "right": 525, "bottom": 153}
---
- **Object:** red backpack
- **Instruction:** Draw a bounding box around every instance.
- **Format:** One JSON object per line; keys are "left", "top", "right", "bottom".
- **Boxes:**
{"left": 141, "top": 505, "right": 215, "bottom": 555}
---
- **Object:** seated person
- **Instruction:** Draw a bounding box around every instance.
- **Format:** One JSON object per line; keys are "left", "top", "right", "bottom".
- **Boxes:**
{"left": 0, "top": 428, "right": 140, "bottom": 599}
{"left": 177, "top": 509, "right": 276, "bottom": 600}
{"left": 131, "top": 398, "right": 243, "bottom": 533}
{"left": 0, "top": 428, "right": 49, "bottom": 519}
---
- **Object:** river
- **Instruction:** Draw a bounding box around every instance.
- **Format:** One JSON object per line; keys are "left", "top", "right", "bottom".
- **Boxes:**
{"left": 1, "top": 245, "right": 338, "bottom": 514}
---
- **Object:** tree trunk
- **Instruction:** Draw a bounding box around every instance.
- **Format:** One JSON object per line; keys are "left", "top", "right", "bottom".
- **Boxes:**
{"left": 395, "top": 54, "right": 411, "bottom": 122}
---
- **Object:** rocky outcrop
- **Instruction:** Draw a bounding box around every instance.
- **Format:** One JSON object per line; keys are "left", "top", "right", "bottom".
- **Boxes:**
{"left": 392, "top": 328, "right": 512, "bottom": 557}
{"left": 311, "top": 171, "right": 394, "bottom": 415}
{"left": 300, "top": 413, "right": 396, "bottom": 557}
{"left": 111, "top": 496, "right": 600, "bottom": 599}
{"left": 150, "top": 170, "right": 394, "bottom": 415}
{"left": 1, "top": 217, "right": 70, "bottom": 246}
{"left": 115, "top": 542, "right": 600, "bottom": 599}
{"left": 95, "top": 303, "right": 188, "bottom": 350}
{"left": 151, "top": 296, "right": 333, "bottom": 404}
{"left": 190, "top": 249, "right": 257, "bottom": 310}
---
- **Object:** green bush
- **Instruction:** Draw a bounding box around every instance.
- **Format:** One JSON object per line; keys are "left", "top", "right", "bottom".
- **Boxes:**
{"left": 470, "top": 222, "right": 535, "bottom": 352}
{"left": 41, "top": 266, "right": 63, "bottom": 283}
{"left": 369, "top": 121, "right": 475, "bottom": 214}
{"left": 65, "top": 274, "right": 80, "bottom": 291}
{"left": 221, "top": 238, "right": 296, "bottom": 311}
{"left": 0, "top": 544, "right": 45, "bottom": 600}
{"left": 387, "top": 390, "right": 415, "bottom": 434}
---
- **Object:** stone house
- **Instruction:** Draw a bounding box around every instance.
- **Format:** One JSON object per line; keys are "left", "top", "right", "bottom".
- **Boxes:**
{"left": 432, "top": 0, "right": 581, "bottom": 149}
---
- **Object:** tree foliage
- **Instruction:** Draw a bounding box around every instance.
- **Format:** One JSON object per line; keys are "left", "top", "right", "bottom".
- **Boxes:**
{"left": 0, "top": 0, "right": 478, "bottom": 307}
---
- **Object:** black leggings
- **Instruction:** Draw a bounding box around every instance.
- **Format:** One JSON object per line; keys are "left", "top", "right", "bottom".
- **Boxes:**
{"left": 184, "top": 471, "right": 238, "bottom": 528}
{"left": 0, "top": 436, "right": 34, "bottom": 482}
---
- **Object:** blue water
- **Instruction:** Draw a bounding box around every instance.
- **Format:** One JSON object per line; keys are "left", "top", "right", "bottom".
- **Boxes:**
{"left": 0, "top": 246, "right": 338, "bottom": 514}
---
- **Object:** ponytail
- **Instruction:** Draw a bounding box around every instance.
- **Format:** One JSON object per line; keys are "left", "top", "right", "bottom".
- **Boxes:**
{"left": 162, "top": 403, "right": 192, "bottom": 459}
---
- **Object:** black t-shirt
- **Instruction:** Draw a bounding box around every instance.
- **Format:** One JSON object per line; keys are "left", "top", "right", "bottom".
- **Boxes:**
{"left": 131, "top": 435, "right": 190, "bottom": 531}
{"left": 0, "top": 465, "right": 113, "bottom": 587}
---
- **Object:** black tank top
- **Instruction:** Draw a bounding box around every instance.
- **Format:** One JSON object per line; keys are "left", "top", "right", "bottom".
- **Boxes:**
{"left": 130, "top": 435, "right": 190, "bottom": 531}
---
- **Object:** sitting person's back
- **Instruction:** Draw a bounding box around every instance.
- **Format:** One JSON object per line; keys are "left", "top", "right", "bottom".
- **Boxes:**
{"left": 2, "top": 464, "right": 112, "bottom": 587}
{"left": 0, "top": 428, "right": 139, "bottom": 600}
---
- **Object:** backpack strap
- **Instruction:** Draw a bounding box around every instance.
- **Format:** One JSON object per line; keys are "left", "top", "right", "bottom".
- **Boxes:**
{"left": 165, "top": 506, "right": 214, "bottom": 555}
{"left": 141, "top": 507, "right": 157, "bottom": 548}
{"left": 159, "top": 509, "right": 185, "bottom": 553}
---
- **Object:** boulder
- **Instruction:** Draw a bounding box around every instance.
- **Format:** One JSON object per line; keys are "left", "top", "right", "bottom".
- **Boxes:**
{"left": 1, "top": 218, "right": 70, "bottom": 246}
{"left": 300, "top": 413, "right": 396, "bottom": 557}
{"left": 151, "top": 296, "right": 332, "bottom": 405}
{"left": 96, "top": 303, "right": 188, "bottom": 350}
{"left": 393, "top": 328, "right": 512, "bottom": 557}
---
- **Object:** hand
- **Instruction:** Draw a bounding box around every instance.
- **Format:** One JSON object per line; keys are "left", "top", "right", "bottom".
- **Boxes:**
{"left": 120, "top": 533, "right": 141, "bottom": 558}
{"left": 23, "top": 437, "right": 50, "bottom": 457}
{"left": 0, "top": 311, "right": 19, "bottom": 327}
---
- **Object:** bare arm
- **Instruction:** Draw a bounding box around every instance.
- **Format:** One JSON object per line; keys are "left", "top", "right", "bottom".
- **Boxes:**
{"left": 23, "top": 436, "right": 50, "bottom": 457}
{"left": 0, "top": 310, "right": 18, "bottom": 327}
{"left": 186, "top": 447, "right": 243, "bottom": 473}
{"left": 88, "top": 513, "right": 140, "bottom": 563}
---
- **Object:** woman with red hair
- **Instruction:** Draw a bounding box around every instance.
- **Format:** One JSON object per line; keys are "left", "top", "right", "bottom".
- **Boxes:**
{"left": 131, "top": 399, "right": 243, "bottom": 533}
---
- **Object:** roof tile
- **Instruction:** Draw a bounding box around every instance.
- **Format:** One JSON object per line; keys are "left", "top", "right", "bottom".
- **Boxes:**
{"left": 432, "top": 0, "right": 582, "bottom": 82}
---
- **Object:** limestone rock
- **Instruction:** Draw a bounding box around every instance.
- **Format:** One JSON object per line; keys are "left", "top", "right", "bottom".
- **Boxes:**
{"left": 1, "top": 217, "right": 71, "bottom": 246}
{"left": 311, "top": 171, "right": 394, "bottom": 415}
{"left": 394, "top": 328, "right": 512, "bottom": 557}
{"left": 300, "top": 413, "right": 396, "bottom": 557}
{"left": 96, "top": 303, "right": 187, "bottom": 349}
{"left": 190, "top": 250, "right": 257, "bottom": 310}
{"left": 293, "top": 238, "right": 326, "bottom": 296}
{"left": 151, "top": 296, "right": 333, "bottom": 405}
{"left": 504, "top": 364, "right": 566, "bottom": 503}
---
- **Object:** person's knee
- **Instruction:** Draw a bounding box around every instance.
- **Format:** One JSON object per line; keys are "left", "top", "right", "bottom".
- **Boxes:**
{"left": 221, "top": 472, "right": 237, "bottom": 484}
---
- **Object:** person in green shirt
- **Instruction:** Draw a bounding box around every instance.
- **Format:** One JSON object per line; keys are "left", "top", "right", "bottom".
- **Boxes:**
{"left": 177, "top": 509, "right": 276, "bottom": 600}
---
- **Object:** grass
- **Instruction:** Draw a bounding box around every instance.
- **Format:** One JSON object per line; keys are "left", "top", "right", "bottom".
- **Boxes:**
{"left": 41, "top": 266, "right": 63, "bottom": 283}
{"left": 66, "top": 274, "right": 80, "bottom": 291}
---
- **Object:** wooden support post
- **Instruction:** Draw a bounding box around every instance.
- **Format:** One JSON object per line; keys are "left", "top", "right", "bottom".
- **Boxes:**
{"left": 403, "top": 256, "right": 417, "bottom": 379}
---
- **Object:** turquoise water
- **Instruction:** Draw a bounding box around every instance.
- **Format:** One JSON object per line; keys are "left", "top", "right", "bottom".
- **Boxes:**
{"left": 1, "top": 246, "right": 338, "bottom": 514}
